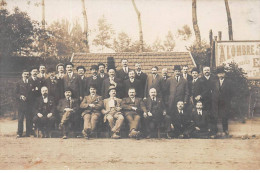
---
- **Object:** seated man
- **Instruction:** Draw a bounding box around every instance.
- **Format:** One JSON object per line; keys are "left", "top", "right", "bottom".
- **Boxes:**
{"left": 57, "top": 88, "right": 79, "bottom": 139}
{"left": 143, "top": 88, "right": 167, "bottom": 138}
{"left": 121, "top": 88, "right": 147, "bottom": 139}
{"left": 33, "top": 86, "right": 56, "bottom": 138}
{"left": 190, "top": 101, "right": 211, "bottom": 138}
{"left": 80, "top": 85, "right": 103, "bottom": 139}
{"left": 170, "top": 101, "right": 193, "bottom": 138}
{"left": 101, "top": 86, "right": 124, "bottom": 139}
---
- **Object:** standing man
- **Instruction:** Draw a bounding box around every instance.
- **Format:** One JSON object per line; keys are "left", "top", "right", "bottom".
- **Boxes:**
{"left": 166, "top": 65, "right": 189, "bottom": 116}
{"left": 37, "top": 64, "right": 47, "bottom": 82}
{"left": 80, "top": 85, "right": 103, "bottom": 139}
{"left": 144, "top": 66, "right": 163, "bottom": 99}
{"left": 56, "top": 63, "right": 65, "bottom": 101}
{"left": 57, "top": 88, "right": 79, "bottom": 139}
{"left": 33, "top": 86, "right": 56, "bottom": 138}
{"left": 16, "top": 69, "right": 30, "bottom": 138}
{"left": 212, "top": 66, "right": 233, "bottom": 136}
{"left": 86, "top": 65, "right": 103, "bottom": 96}
{"left": 63, "top": 62, "right": 80, "bottom": 99}
{"left": 102, "top": 86, "right": 124, "bottom": 139}
{"left": 197, "top": 66, "right": 217, "bottom": 135}
{"left": 135, "top": 63, "right": 147, "bottom": 98}
{"left": 121, "top": 88, "right": 147, "bottom": 138}
{"left": 123, "top": 70, "right": 142, "bottom": 98}
{"left": 27, "top": 67, "right": 44, "bottom": 136}
{"left": 143, "top": 88, "right": 167, "bottom": 138}
{"left": 181, "top": 65, "right": 192, "bottom": 82}
{"left": 161, "top": 68, "right": 170, "bottom": 106}
{"left": 101, "top": 68, "right": 123, "bottom": 99}
{"left": 189, "top": 67, "right": 201, "bottom": 107}
{"left": 45, "top": 67, "right": 59, "bottom": 102}
{"left": 117, "top": 59, "right": 131, "bottom": 81}
{"left": 98, "top": 63, "right": 109, "bottom": 80}
{"left": 77, "top": 66, "right": 87, "bottom": 101}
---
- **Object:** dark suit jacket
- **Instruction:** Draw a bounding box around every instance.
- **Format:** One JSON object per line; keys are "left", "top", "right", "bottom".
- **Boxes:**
{"left": 161, "top": 75, "right": 170, "bottom": 105}
{"left": 15, "top": 79, "right": 30, "bottom": 110}
{"left": 80, "top": 95, "right": 103, "bottom": 114}
{"left": 165, "top": 76, "right": 189, "bottom": 114}
{"left": 56, "top": 73, "right": 65, "bottom": 101}
{"left": 188, "top": 78, "right": 200, "bottom": 104}
{"left": 123, "top": 79, "right": 143, "bottom": 98}
{"left": 45, "top": 77, "right": 59, "bottom": 101}
{"left": 63, "top": 73, "right": 80, "bottom": 98}
{"left": 85, "top": 76, "right": 103, "bottom": 96}
{"left": 33, "top": 96, "right": 56, "bottom": 116}
{"left": 101, "top": 77, "right": 123, "bottom": 99}
{"left": 144, "top": 74, "right": 163, "bottom": 98}
{"left": 135, "top": 71, "right": 147, "bottom": 97}
{"left": 212, "top": 78, "right": 233, "bottom": 116}
{"left": 121, "top": 97, "right": 147, "bottom": 116}
{"left": 57, "top": 98, "right": 79, "bottom": 114}
{"left": 78, "top": 76, "right": 87, "bottom": 98}
{"left": 182, "top": 73, "right": 193, "bottom": 82}
{"left": 28, "top": 77, "right": 43, "bottom": 103}
{"left": 197, "top": 76, "right": 216, "bottom": 111}
{"left": 191, "top": 110, "right": 210, "bottom": 131}
{"left": 117, "top": 68, "right": 131, "bottom": 81}
{"left": 144, "top": 97, "right": 165, "bottom": 121}
{"left": 172, "top": 110, "right": 192, "bottom": 132}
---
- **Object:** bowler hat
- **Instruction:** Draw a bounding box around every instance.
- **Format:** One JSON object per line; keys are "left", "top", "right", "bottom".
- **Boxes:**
{"left": 173, "top": 65, "right": 181, "bottom": 71}
{"left": 216, "top": 66, "right": 225, "bottom": 74}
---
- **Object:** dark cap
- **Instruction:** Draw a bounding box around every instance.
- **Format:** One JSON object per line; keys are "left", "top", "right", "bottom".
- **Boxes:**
{"left": 56, "top": 63, "right": 64, "bottom": 71}
{"left": 108, "top": 85, "right": 117, "bottom": 92}
{"left": 90, "top": 65, "right": 98, "bottom": 70}
{"left": 191, "top": 67, "right": 199, "bottom": 73}
{"left": 216, "top": 66, "right": 225, "bottom": 74}
{"left": 173, "top": 65, "right": 181, "bottom": 71}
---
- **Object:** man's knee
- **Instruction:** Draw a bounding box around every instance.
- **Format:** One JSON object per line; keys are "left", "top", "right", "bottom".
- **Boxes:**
{"left": 106, "top": 115, "right": 114, "bottom": 122}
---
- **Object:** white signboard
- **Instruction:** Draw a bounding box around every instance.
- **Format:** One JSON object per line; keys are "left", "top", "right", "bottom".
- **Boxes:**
{"left": 215, "top": 41, "right": 260, "bottom": 79}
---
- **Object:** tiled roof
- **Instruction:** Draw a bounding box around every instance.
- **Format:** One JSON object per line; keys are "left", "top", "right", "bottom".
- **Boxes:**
{"left": 71, "top": 52, "right": 196, "bottom": 76}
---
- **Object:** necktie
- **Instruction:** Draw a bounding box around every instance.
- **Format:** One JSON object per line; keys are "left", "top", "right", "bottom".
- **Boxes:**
{"left": 176, "top": 77, "right": 179, "bottom": 83}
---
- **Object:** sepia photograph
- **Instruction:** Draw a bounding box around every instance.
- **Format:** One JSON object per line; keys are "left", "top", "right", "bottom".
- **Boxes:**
{"left": 0, "top": 0, "right": 260, "bottom": 170}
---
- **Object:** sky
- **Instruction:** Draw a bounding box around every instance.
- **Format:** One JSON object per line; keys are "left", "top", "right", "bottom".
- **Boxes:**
{"left": 5, "top": 0, "right": 260, "bottom": 52}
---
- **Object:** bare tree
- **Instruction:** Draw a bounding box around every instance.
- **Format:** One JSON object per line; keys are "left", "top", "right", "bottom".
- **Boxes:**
{"left": 224, "top": 0, "right": 233, "bottom": 40}
{"left": 81, "top": 0, "right": 89, "bottom": 52}
{"left": 131, "top": 0, "right": 143, "bottom": 52}
{"left": 192, "top": 0, "right": 201, "bottom": 46}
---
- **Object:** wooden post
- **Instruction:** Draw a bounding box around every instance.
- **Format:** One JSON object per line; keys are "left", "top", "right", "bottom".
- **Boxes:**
{"left": 209, "top": 29, "right": 213, "bottom": 47}
{"left": 210, "top": 36, "right": 217, "bottom": 69}
{"left": 218, "top": 31, "right": 222, "bottom": 41}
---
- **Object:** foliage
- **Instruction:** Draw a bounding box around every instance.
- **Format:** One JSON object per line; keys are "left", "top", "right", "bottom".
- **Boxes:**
{"left": 113, "top": 32, "right": 132, "bottom": 52}
{"left": 152, "top": 38, "right": 165, "bottom": 52}
{"left": 163, "top": 31, "right": 175, "bottom": 51}
{"left": 93, "top": 15, "right": 114, "bottom": 52}
{"left": 177, "top": 25, "right": 192, "bottom": 41}
{"left": 187, "top": 40, "right": 211, "bottom": 67}
{"left": 0, "top": 8, "right": 35, "bottom": 56}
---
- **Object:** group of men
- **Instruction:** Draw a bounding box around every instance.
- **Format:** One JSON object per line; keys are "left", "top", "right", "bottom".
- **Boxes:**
{"left": 16, "top": 58, "right": 233, "bottom": 139}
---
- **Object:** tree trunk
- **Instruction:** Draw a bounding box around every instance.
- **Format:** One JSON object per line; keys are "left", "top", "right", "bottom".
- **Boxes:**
{"left": 42, "top": 0, "right": 45, "bottom": 30}
{"left": 131, "top": 0, "right": 143, "bottom": 52}
{"left": 81, "top": 0, "right": 90, "bottom": 52}
{"left": 192, "top": 0, "right": 201, "bottom": 47}
{"left": 224, "top": 0, "right": 233, "bottom": 40}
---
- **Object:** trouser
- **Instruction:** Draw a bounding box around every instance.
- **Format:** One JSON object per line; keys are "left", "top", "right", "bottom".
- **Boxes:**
{"left": 125, "top": 112, "right": 141, "bottom": 131}
{"left": 33, "top": 115, "right": 56, "bottom": 132}
{"left": 163, "top": 115, "right": 172, "bottom": 133}
{"left": 60, "top": 111, "right": 76, "bottom": 136}
{"left": 82, "top": 112, "right": 100, "bottom": 134}
{"left": 218, "top": 103, "right": 229, "bottom": 132}
{"left": 144, "top": 116, "right": 162, "bottom": 136}
{"left": 106, "top": 111, "right": 124, "bottom": 133}
{"left": 17, "top": 108, "right": 30, "bottom": 136}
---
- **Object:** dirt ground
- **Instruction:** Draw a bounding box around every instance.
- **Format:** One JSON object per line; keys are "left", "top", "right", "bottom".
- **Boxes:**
{"left": 0, "top": 118, "right": 260, "bottom": 170}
